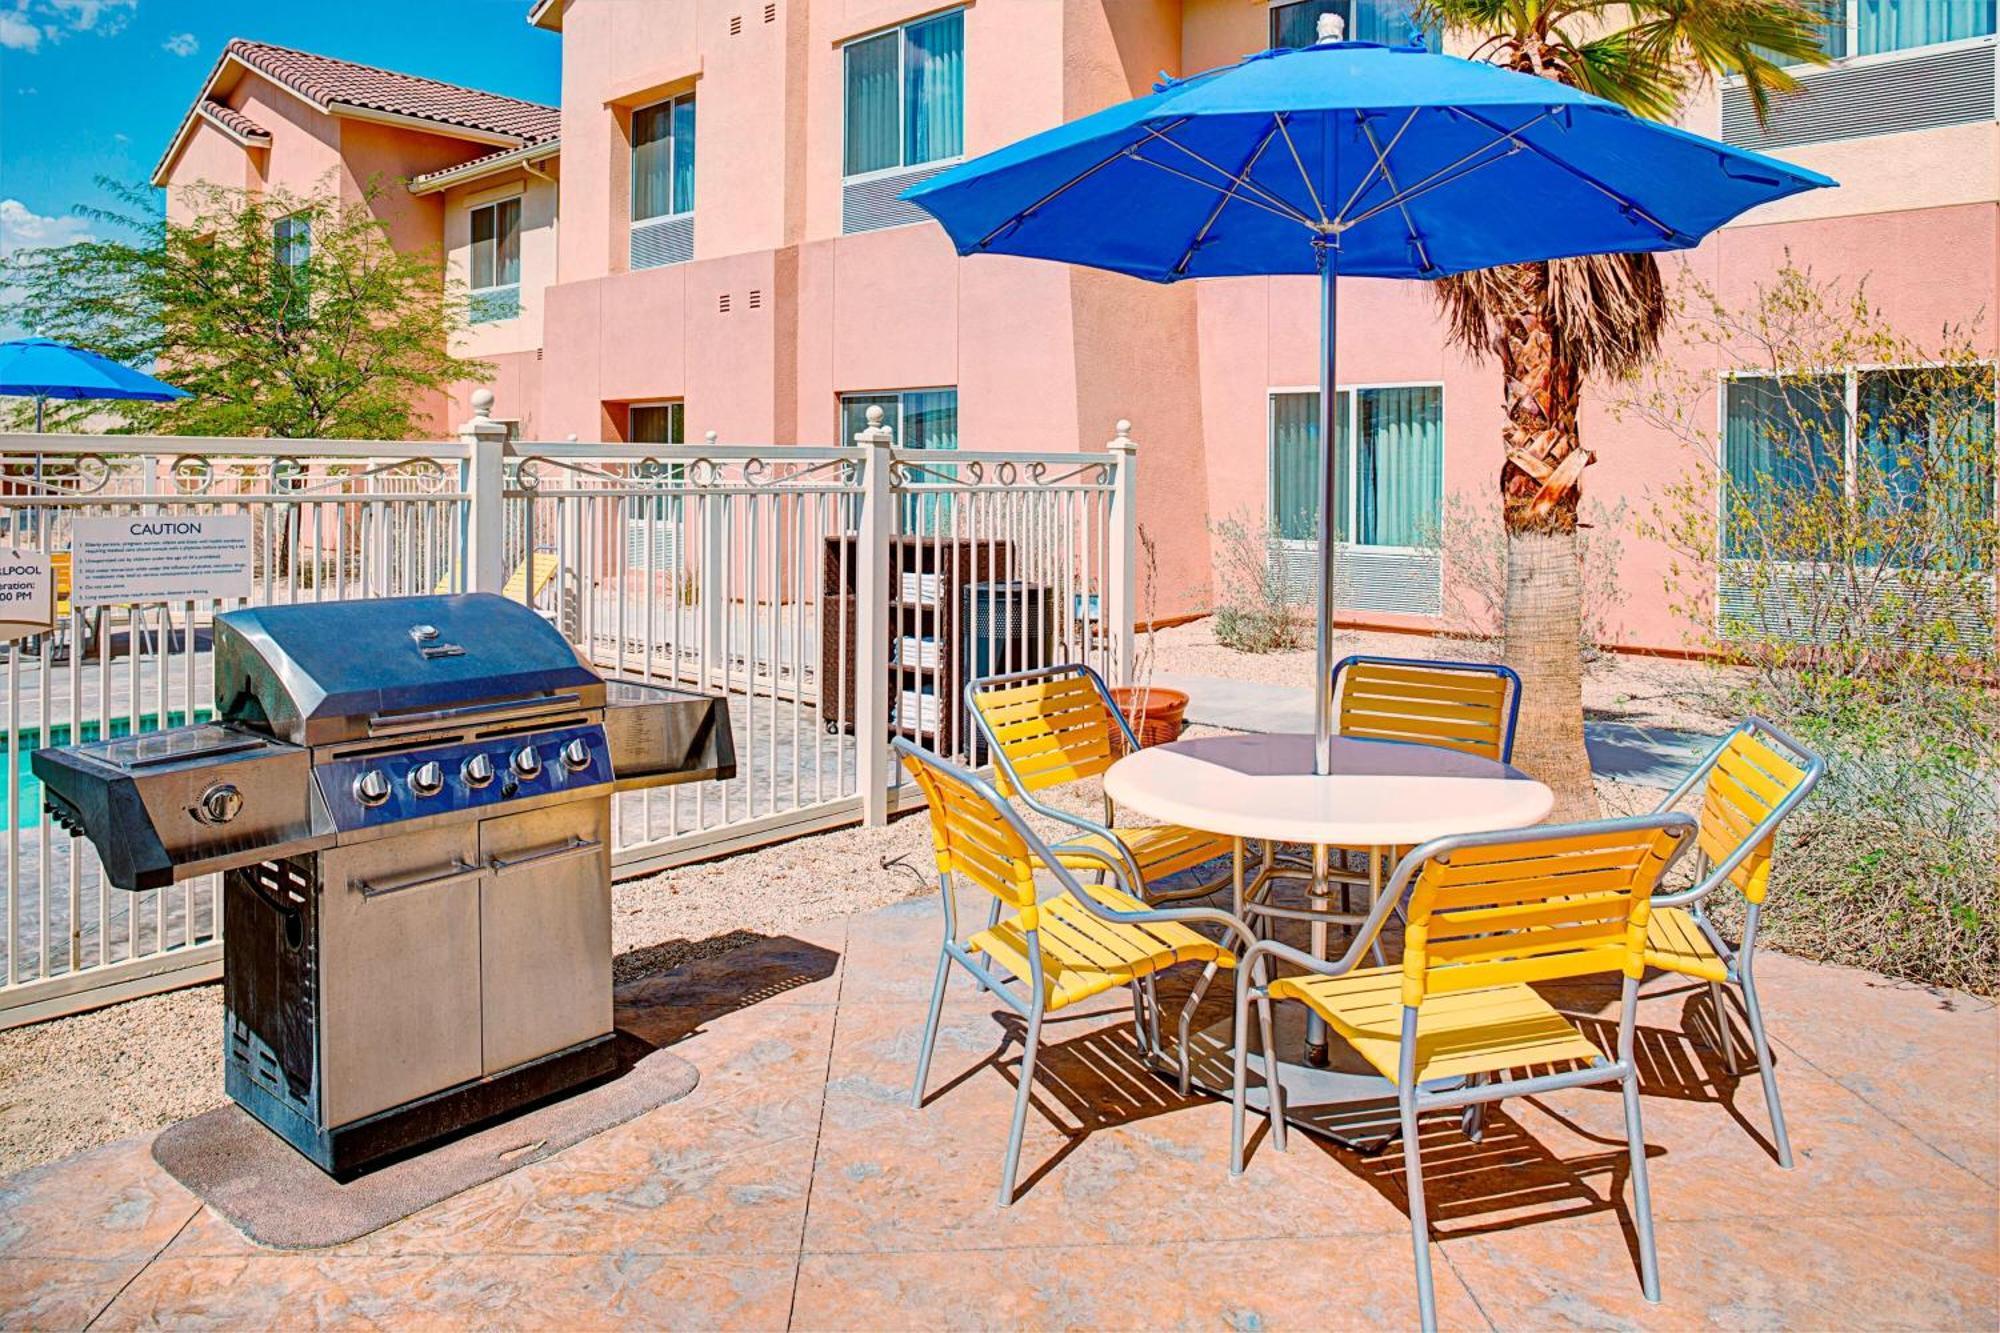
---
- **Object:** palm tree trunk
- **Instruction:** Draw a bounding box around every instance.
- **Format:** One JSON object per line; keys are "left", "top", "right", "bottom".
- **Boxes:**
{"left": 1493, "top": 263, "right": 1598, "bottom": 821}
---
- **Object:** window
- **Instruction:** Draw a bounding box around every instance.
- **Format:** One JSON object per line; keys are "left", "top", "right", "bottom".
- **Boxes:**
{"left": 1269, "top": 0, "right": 1436, "bottom": 50}
{"left": 633, "top": 95, "right": 697, "bottom": 221}
{"left": 1269, "top": 386, "right": 1444, "bottom": 548}
{"left": 468, "top": 198, "right": 522, "bottom": 324}
{"left": 1761, "top": 0, "right": 1995, "bottom": 63}
{"left": 842, "top": 388, "right": 959, "bottom": 531}
{"left": 628, "top": 401, "right": 685, "bottom": 445}
{"left": 273, "top": 213, "right": 310, "bottom": 271}
{"left": 1723, "top": 368, "right": 1996, "bottom": 566}
{"left": 843, "top": 10, "right": 963, "bottom": 179}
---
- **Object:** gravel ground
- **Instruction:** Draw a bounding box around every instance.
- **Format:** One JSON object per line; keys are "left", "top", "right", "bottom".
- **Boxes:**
{"left": 1149, "top": 620, "right": 1742, "bottom": 733}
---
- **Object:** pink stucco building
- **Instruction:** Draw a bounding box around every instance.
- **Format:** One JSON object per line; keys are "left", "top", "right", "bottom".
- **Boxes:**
{"left": 155, "top": 2, "right": 1999, "bottom": 654}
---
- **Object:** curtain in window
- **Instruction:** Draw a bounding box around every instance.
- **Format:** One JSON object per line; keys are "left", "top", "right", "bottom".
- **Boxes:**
{"left": 1722, "top": 376, "right": 1847, "bottom": 558}
{"left": 1272, "top": 1, "right": 1435, "bottom": 50}
{"left": 1270, "top": 391, "right": 1351, "bottom": 543}
{"left": 845, "top": 32, "right": 901, "bottom": 176}
{"left": 1858, "top": 0, "right": 1996, "bottom": 55}
{"left": 1355, "top": 386, "right": 1442, "bottom": 547}
{"left": 632, "top": 102, "right": 674, "bottom": 220}
{"left": 671, "top": 98, "right": 697, "bottom": 215}
{"left": 904, "top": 12, "right": 964, "bottom": 167}
{"left": 628, "top": 403, "right": 684, "bottom": 445}
{"left": 471, "top": 206, "right": 496, "bottom": 290}
{"left": 1271, "top": 0, "right": 1341, "bottom": 48}
{"left": 1859, "top": 368, "right": 1996, "bottom": 566}
{"left": 840, "top": 393, "right": 900, "bottom": 445}
{"left": 472, "top": 200, "right": 521, "bottom": 290}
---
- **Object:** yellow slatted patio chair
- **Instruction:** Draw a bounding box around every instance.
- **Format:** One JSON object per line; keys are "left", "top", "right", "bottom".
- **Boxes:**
{"left": 432, "top": 549, "right": 561, "bottom": 603}
{"left": 1229, "top": 814, "right": 1698, "bottom": 1333}
{"left": 1332, "top": 654, "right": 1522, "bottom": 763}
{"left": 966, "top": 664, "right": 1236, "bottom": 905}
{"left": 1643, "top": 717, "right": 1824, "bottom": 1168}
{"left": 897, "top": 737, "right": 1251, "bottom": 1206}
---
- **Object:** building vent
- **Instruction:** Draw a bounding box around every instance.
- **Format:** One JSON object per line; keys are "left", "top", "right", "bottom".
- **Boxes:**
{"left": 843, "top": 161, "right": 956, "bottom": 234}
{"left": 1272, "top": 544, "right": 1443, "bottom": 618}
{"left": 729, "top": 14, "right": 743, "bottom": 35}
{"left": 1721, "top": 41, "right": 1996, "bottom": 151}
{"left": 747, "top": 288, "right": 763, "bottom": 309}
{"left": 719, "top": 292, "right": 732, "bottom": 313}
{"left": 1718, "top": 562, "right": 1994, "bottom": 657}
{"left": 764, "top": 3, "right": 776, "bottom": 21}
{"left": 631, "top": 214, "right": 693, "bottom": 269}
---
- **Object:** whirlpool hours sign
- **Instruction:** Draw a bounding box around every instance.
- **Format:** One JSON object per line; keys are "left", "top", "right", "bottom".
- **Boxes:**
{"left": 71, "top": 515, "right": 255, "bottom": 606}
{"left": 0, "top": 549, "right": 53, "bottom": 643}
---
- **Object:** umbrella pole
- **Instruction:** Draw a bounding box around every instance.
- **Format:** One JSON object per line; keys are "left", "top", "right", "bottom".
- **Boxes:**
{"left": 1313, "top": 251, "right": 1339, "bottom": 776}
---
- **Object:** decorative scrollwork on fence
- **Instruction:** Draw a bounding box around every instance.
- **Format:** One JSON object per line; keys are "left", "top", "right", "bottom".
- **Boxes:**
{"left": 0, "top": 453, "right": 113, "bottom": 496}
{"left": 888, "top": 457, "right": 1111, "bottom": 489}
{"left": 512, "top": 452, "right": 859, "bottom": 495}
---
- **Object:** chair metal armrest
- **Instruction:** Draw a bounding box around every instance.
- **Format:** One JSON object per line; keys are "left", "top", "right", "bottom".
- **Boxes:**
{"left": 1036, "top": 799, "right": 1148, "bottom": 889}
{"left": 1049, "top": 843, "right": 1258, "bottom": 955}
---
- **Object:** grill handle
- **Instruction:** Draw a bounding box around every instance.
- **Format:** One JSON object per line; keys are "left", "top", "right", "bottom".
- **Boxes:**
{"left": 357, "top": 859, "right": 485, "bottom": 899}
{"left": 487, "top": 836, "right": 604, "bottom": 877}
{"left": 366, "top": 692, "right": 585, "bottom": 737}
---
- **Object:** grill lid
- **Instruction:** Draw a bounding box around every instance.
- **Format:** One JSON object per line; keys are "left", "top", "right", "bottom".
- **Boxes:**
{"left": 214, "top": 593, "right": 603, "bottom": 745}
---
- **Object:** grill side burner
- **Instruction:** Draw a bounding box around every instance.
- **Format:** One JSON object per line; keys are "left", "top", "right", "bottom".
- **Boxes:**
{"left": 33, "top": 593, "right": 733, "bottom": 1177}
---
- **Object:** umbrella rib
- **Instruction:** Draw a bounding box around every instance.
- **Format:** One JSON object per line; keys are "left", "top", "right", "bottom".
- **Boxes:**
{"left": 1138, "top": 126, "right": 1317, "bottom": 226}
{"left": 1333, "top": 107, "right": 1420, "bottom": 227}
{"left": 971, "top": 117, "right": 1195, "bottom": 251}
{"left": 1271, "top": 113, "right": 1330, "bottom": 227}
{"left": 1354, "top": 113, "right": 1434, "bottom": 275}
{"left": 1126, "top": 152, "right": 1318, "bottom": 229}
{"left": 1336, "top": 110, "right": 1556, "bottom": 233}
{"left": 1174, "top": 119, "right": 1289, "bottom": 276}
{"left": 1449, "top": 106, "right": 1684, "bottom": 242}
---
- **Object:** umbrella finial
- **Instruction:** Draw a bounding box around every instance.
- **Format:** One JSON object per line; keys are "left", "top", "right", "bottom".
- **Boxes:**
{"left": 1316, "top": 11, "right": 1345, "bottom": 42}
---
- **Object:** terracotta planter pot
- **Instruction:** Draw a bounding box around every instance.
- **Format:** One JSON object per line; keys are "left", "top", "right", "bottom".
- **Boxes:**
{"left": 1110, "top": 685, "right": 1188, "bottom": 751}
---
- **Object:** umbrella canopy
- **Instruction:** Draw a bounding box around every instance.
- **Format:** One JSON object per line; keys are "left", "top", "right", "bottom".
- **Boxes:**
{"left": 905, "top": 31, "right": 1835, "bottom": 773}
{"left": 0, "top": 338, "right": 189, "bottom": 404}
{"left": 907, "top": 37, "right": 1834, "bottom": 281}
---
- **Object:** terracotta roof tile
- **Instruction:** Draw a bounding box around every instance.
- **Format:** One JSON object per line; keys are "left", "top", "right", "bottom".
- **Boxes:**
{"left": 226, "top": 39, "right": 558, "bottom": 143}
{"left": 198, "top": 99, "right": 270, "bottom": 142}
{"left": 409, "top": 139, "right": 561, "bottom": 190}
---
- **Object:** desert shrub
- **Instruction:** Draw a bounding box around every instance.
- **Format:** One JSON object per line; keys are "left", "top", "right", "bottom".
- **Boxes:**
{"left": 1620, "top": 260, "right": 1998, "bottom": 994}
{"left": 1207, "top": 510, "right": 1309, "bottom": 653}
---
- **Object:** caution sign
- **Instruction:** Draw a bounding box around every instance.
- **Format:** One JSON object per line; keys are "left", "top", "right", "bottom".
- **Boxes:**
{"left": 71, "top": 515, "right": 254, "bottom": 606}
{"left": 0, "top": 549, "right": 53, "bottom": 643}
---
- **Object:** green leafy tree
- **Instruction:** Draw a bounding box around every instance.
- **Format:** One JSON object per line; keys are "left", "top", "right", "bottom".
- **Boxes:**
{"left": 1417, "top": 0, "right": 1827, "bottom": 818}
{"left": 1, "top": 178, "right": 488, "bottom": 438}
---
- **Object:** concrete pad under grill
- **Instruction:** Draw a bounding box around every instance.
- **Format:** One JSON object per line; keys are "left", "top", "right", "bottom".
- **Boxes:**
{"left": 149, "top": 1037, "right": 697, "bottom": 1249}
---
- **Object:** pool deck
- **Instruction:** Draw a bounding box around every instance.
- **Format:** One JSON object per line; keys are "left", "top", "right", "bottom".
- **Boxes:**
{"left": 2, "top": 882, "right": 1993, "bottom": 1330}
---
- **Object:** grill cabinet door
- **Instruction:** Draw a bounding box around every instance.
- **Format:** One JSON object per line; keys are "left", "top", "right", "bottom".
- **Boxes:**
{"left": 316, "top": 827, "right": 485, "bottom": 1127}
{"left": 477, "top": 799, "right": 614, "bottom": 1074}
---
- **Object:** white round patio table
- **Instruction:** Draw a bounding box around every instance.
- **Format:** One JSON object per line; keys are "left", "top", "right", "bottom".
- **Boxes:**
{"left": 1103, "top": 731, "right": 1554, "bottom": 1145}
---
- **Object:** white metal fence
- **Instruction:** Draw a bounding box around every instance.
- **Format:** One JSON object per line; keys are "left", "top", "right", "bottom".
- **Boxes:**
{"left": 0, "top": 405, "right": 1135, "bottom": 1025}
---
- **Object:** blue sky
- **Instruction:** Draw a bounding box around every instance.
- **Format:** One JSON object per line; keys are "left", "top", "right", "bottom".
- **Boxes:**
{"left": 0, "top": 0, "right": 559, "bottom": 281}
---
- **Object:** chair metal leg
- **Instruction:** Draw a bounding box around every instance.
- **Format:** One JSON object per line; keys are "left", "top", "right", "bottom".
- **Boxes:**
{"left": 971, "top": 898, "right": 1004, "bottom": 994}
{"left": 911, "top": 948, "right": 951, "bottom": 1109}
{"left": 1258, "top": 986, "right": 1287, "bottom": 1153}
{"left": 1739, "top": 969, "right": 1795, "bottom": 1169}
{"left": 1176, "top": 962, "right": 1220, "bottom": 1096}
{"left": 999, "top": 1006, "right": 1044, "bottom": 1207}
{"left": 1230, "top": 977, "right": 1254, "bottom": 1176}
{"left": 1401, "top": 1090, "right": 1438, "bottom": 1333}
{"left": 1460, "top": 1072, "right": 1486, "bottom": 1142}
{"left": 1143, "top": 974, "right": 1163, "bottom": 1058}
{"left": 1622, "top": 1067, "right": 1662, "bottom": 1302}
{"left": 1709, "top": 980, "right": 1736, "bottom": 1073}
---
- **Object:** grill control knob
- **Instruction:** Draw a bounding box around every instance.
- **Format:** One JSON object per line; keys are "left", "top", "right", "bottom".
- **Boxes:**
{"left": 560, "top": 737, "right": 592, "bottom": 772}
{"left": 193, "top": 783, "right": 243, "bottom": 826}
{"left": 353, "top": 769, "right": 392, "bottom": 808}
{"left": 408, "top": 761, "right": 445, "bottom": 798}
{"left": 511, "top": 744, "right": 543, "bottom": 779}
{"left": 461, "top": 753, "right": 495, "bottom": 789}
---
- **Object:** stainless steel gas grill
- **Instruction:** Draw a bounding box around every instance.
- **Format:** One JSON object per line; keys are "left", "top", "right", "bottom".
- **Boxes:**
{"left": 32, "top": 593, "right": 734, "bottom": 1176}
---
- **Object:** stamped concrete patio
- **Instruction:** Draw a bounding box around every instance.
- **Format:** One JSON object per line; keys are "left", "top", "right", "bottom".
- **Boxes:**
{"left": 2, "top": 882, "right": 1994, "bottom": 1330}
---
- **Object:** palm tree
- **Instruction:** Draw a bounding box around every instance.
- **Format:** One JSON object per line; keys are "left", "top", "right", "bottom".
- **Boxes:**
{"left": 1419, "top": 0, "right": 1828, "bottom": 818}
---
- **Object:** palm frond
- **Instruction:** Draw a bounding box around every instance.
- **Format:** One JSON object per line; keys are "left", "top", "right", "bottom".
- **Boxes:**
{"left": 1434, "top": 253, "right": 1666, "bottom": 379}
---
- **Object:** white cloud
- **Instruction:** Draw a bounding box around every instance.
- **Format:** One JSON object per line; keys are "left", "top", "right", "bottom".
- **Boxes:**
{"left": 0, "top": 199, "right": 94, "bottom": 258}
{"left": 161, "top": 30, "right": 196, "bottom": 57}
{"left": 0, "top": 9, "right": 40, "bottom": 51}
{"left": 1, "top": 0, "right": 137, "bottom": 52}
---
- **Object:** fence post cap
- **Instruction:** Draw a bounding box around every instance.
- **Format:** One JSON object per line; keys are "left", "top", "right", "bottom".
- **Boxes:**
{"left": 705, "top": 430, "right": 719, "bottom": 444}
{"left": 1110, "top": 420, "right": 1136, "bottom": 452}
{"left": 458, "top": 390, "right": 507, "bottom": 441}
{"left": 856, "top": 404, "right": 894, "bottom": 448}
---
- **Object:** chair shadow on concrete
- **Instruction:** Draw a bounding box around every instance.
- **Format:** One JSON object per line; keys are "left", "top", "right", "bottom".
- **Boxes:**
{"left": 920, "top": 1001, "right": 1212, "bottom": 1200}
{"left": 612, "top": 931, "right": 842, "bottom": 1049}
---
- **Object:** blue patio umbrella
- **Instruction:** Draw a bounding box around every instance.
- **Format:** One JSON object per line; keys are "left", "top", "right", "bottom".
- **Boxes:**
{"left": 0, "top": 337, "right": 189, "bottom": 431}
{"left": 905, "top": 22, "right": 1835, "bottom": 773}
